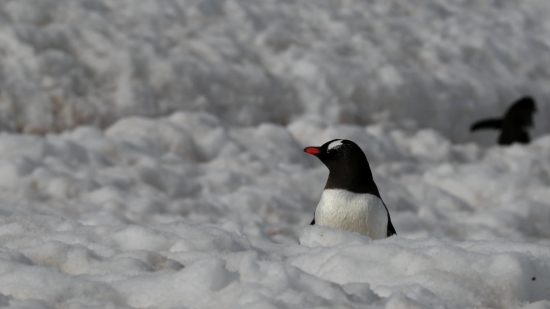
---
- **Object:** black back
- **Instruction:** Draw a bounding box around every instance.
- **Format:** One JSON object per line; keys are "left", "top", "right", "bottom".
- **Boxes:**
{"left": 470, "top": 96, "right": 537, "bottom": 145}
{"left": 305, "top": 139, "right": 396, "bottom": 236}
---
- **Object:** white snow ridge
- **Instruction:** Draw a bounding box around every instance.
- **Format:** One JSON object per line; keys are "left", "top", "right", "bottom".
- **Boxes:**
{"left": 0, "top": 1, "right": 549, "bottom": 309}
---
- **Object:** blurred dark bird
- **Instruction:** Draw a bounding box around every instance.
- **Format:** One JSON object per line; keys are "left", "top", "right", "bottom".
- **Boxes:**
{"left": 470, "top": 96, "right": 537, "bottom": 145}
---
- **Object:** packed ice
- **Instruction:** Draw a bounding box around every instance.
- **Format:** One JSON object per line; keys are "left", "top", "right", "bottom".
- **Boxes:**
{"left": 0, "top": 0, "right": 550, "bottom": 308}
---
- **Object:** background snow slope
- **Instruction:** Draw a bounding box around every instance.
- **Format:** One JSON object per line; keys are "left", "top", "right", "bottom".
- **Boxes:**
{"left": 0, "top": 0, "right": 549, "bottom": 143}
{"left": 0, "top": 0, "right": 549, "bottom": 308}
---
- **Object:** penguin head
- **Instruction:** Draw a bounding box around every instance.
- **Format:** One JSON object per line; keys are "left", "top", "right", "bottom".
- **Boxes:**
{"left": 304, "top": 139, "right": 368, "bottom": 172}
{"left": 507, "top": 96, "right": 537, "bottom": 128}
{"left": 512, "top": 96, "right": 537, "bottom": 113}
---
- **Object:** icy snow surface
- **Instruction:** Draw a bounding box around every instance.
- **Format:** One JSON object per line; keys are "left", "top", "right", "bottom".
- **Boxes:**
{"left": 0, "top": 112, "right": 549, "bottom": 308}
{"left": 1, "top": 0, "right": 550, "bottom": 308}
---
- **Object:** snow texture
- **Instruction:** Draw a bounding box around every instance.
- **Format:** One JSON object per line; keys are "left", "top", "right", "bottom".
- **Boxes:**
{"left": 0, "top": 0, "right": 548, "bottom": 143}
{"left": 0, "top": 1, "right": 550, "bottom": 309}
{"left": 0, "top": 112, "right": 549, "bottom": 308}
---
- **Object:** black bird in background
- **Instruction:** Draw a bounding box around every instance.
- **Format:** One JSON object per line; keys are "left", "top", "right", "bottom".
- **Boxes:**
{"left": 470, "top": 96, "right": 537, "bottom": 145}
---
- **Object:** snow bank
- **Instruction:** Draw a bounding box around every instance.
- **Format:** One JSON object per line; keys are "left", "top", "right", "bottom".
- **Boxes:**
{"left": 1, "top": 216, "right": 550, "bottom": 308}
{"left": 0, "top": 112, "right": 549, "bottom": 307}
{"left": 0, "top": 0, "right": 549, "bottom": 142}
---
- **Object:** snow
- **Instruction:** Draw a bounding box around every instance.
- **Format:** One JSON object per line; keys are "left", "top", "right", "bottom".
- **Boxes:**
{"left": 0, "top": 0, "right": 549, "bottom": 143}
{"left": 1, "top": 1, "right": 550, "bottom": 308}
{"left": 0, "top": 112, "right": 549, "bottom": 308}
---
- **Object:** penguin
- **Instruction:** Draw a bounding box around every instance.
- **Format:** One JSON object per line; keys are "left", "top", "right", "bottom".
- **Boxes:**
{"left": 304, "top": 139, "right": 396, "bottom": 239}
{"left": 470, "top": 96, "right": 537, "bottom": 145}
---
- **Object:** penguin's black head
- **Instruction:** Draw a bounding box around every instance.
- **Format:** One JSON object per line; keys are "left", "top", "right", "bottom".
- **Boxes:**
{"left": 304, "top": 139, "right": 369, "bottom": 172}
{"left": 510, "top": 96, "right": 537, "bottom": 113}
{"left": 506, "top": 96, "right": 537, "bottom": 128}
{"left": 304, "top": 139, "right": 377, "bottom": 193}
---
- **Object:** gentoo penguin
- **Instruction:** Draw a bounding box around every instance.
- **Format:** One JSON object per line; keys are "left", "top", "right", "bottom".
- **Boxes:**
{"left": 304, "top": 139, "right": 396, "bottom": 239}
{"left": 470, "top": 96, "right": 537, "bottom": 145}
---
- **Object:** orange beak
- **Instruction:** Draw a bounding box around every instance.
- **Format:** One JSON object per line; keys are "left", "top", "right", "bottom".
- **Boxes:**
{"left": 304, "top": 147, "right": 321, "bottom": 155}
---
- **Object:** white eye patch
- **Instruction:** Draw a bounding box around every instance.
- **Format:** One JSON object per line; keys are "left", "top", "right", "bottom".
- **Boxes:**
{"left": 327, "top": 139, "right": 343, "bottom": 151}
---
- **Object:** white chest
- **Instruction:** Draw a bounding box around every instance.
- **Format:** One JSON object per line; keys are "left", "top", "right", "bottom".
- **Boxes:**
{"left": 315, "top": 189, "right": 389, "bottom": 239}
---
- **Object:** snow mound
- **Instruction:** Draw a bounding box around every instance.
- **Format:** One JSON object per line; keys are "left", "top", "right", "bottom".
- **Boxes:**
{"left": 0, "top": 112, "right": 549, "bottom": 307}
{"left": 2, "top": 214, "right": 550, "bottom": 308}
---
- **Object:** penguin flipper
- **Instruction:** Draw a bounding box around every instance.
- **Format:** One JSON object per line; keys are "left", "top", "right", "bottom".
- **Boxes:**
{"left": 470, "top": 118, "right": 503, "bottom": 131}
{"left": 381, "top": 200, "right": 396, "bottom": 237}
{"left": 387, "top": 219, "right": 397, "bottom": 237}
{"left": 310, "top": 218, "right": 315, "bottom": 225}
